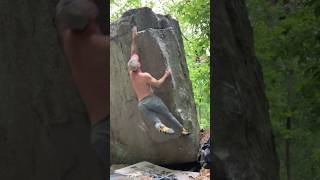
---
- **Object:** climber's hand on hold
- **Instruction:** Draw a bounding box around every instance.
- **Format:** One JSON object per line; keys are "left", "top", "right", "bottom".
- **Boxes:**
{"left": 132, "top": 26, "right": 138, "bottom": 33}
{"left": 131, "top": 26, "right": 138, "bottom": 37}
{"left": 165, "top": 68, "right": 171, "bottom": 77}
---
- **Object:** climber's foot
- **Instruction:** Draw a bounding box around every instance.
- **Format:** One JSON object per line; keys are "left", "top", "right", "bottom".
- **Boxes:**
{"left": 160, "top": 126, "right": 175, "bottom": 135}
{"left": 181, "top": 128, "right": 191, "bottom": 136}
{"left": 158, "top": 124, "right": 175, "bottom": 135}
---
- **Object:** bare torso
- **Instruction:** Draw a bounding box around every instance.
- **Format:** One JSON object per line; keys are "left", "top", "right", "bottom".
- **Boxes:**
{"left": 129, "top": 71, "right": 152, "bottom": 101}
{"left": 62, "top": 28, "right": 109, "bottom": 125}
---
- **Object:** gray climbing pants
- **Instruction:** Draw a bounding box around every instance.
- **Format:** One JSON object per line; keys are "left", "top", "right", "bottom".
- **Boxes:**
{"left": 138, "top": 95, "right": 183, "bottom": 130}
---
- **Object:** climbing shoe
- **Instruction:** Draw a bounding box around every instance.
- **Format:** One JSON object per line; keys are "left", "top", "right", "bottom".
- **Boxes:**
{"left": 159, "top": 124, "right": 175, "bottom": 135}
{"left": 181, "top": 128, "right": 191, "bottom": 135}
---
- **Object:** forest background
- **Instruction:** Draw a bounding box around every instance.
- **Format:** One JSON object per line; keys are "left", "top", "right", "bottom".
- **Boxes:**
{"left": 111, "top": 0, "right": 320, "bottom": 179}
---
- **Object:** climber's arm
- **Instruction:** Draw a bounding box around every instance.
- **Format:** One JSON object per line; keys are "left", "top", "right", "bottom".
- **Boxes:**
{"left": 130, "top": 26, "right": 138, "bottom": 56}
{"left": 144, "top": 69, "right": 171, "bottom": 88}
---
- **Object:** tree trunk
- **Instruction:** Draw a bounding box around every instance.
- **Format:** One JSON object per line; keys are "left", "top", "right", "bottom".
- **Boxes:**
{"left": 286, "top": 70, "right": 293, "bottom": 180}
{"left": 213, "top": 0, "right": 280, "bottom": 179}
{"left": 283, "top": 1, "right": 292, "bottom": 179}
{"left": 0, "top": 0, "right": 103, "bottom": 179}
{"left": 267, "top": 0, "right": 278, "bottom": 26}
{"left": 271, "top": 0, "right": 278, "bottom": 5}
{"left": 283, "top": 0, "right": 290, "bottom": 5}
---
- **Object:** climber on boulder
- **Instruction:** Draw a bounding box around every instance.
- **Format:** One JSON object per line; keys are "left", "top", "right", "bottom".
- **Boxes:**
{"left": 127, "top": 26, "right": 190, "bottom": 136}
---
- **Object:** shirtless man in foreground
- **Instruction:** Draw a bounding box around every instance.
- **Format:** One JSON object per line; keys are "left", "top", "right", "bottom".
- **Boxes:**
{"left": 128, "top": 26, "right": 190, "bottom": 135}
{"left": 56, "top": 0, "right": 109, "bottom": 174}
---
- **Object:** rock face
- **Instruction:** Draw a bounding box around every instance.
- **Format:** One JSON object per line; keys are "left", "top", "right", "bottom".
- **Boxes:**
{"left": 110, "top": 7, "right": 200, "bottom": 164}
{"left": 0, "top": 1, "right": 105, "bottom": 179}
{"left": 213, "top": 1, "right": 279, "bottom": 180}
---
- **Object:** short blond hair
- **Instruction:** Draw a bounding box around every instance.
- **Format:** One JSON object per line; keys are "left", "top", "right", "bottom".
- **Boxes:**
{"left": 128, "top": 59, "right": 140, "bottom": 72}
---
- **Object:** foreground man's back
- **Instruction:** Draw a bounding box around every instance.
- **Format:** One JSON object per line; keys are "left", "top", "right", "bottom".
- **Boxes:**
{"left": 62, "top": 24, "right": 109, "bottom": 124}
{"left": 56, "top": 0, "right": 109, "bottom": 177}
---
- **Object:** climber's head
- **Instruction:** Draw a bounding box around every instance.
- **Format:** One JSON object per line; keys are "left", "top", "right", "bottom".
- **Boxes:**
{"left": 128, "top": 54, "right": 141, "bottom": 72}
{"left": 56, "top": 0, "right": 99, "bottom": 32}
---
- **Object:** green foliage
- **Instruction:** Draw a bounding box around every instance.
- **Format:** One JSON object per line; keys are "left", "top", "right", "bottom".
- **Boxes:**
{"left": 111, "top": 0, "right": 142, "bottom": 22}
{"left": 111, "top": 0, "right": 210, "bottom": 129}
{"left": 247, "top": 0, "right": 320, "bottom": 179}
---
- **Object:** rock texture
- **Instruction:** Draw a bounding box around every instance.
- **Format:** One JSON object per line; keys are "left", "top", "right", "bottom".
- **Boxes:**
{"left": 213, "top": 1, "right": 279, "bottom": 180}
{"left": 0, "top": 0, "right": 106, "bottom": 179}
{"left": 110, "top": 7, "right": 199, "bottom": 164}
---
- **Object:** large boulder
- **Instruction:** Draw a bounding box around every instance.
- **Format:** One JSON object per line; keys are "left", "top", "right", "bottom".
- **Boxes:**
{"left": 213, "top": 1, "right": 279, "bottom": 180}
{"left": 0, "top": 0, "right": 104, "bottom": 179}
{"left": 110, "top": 7, "right": 200, "bottom": 164}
